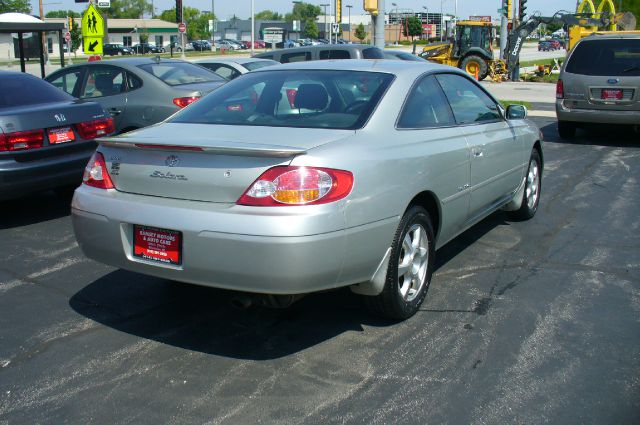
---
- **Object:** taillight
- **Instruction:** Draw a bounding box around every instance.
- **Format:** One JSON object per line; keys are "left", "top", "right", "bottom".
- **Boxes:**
{"left": 173, "top": 96, "right": 200, "bottom": 108}
{"left": 0, "top": 129, "right": 44, "bottom": 151}
{"left": 76, "top": 118, "right": 115, "bottom": 140}
{"left": 556, "top": 79, "right": 564, "bottom": 99}
{"left": 82, "top": 151, "right": 114, "bottom": 189}
{"left": 237, "top": 166, "right": 353, "bottom": 206}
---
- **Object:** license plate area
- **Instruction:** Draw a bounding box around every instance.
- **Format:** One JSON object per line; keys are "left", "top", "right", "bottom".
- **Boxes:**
{"left": 48, "top": 126, "right": 75, "bottom": 144}
{"left": 133, "top": 225, "right": 182, "bottom": 265}
{"left": 601, "top": 89, "right": 623, "bottom": 100}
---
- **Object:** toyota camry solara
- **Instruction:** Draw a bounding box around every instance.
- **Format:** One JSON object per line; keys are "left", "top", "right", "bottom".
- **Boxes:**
{"left": 72, "top": 60, "right": 543, "bottom": 320}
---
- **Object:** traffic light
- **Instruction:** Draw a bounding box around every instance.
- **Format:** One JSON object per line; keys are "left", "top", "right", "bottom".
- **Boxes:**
{"left": 176, "top": 0, "right": 183, "bottom": 23}
{"left": 364, "top": 0, "right": 378, "bottom": 16}
{"left": 519, "top": 0, "right": 527, "bottom": 20}
{"left": 336, "top": 0, "right": 342, "bottom": 23}
{"left": 69, "top": 16, "right": 75, "bottom": 30}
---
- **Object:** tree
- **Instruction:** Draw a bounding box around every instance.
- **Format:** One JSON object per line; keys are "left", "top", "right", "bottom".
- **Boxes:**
{"left": 285, "top": 2, "right": 321, "bottom": 22}
{"left": 0, "top": 0, "right": 31, "bottom": 14}
{"left": 45, "top": 10, "right": 80, "bottom": 18}
{"left": 303, "top": 18, "right": 318, "bottom": 39}
{"left": 104, "top": 0, "right": 152, "bottom": 19}
{"left": 403, "top": 16, "right": 423, "bottom": 53}
{"left": 254, "top": 10, "right": 282, "bottom": 21}
{"left": 159, "top": 7, "right": 215, "bottom": 40}
{"left": 68, "top": 16, "right": 82, "bottom": 56}
{"left": 354, "top": 22, "right": 367, "bottom": 42}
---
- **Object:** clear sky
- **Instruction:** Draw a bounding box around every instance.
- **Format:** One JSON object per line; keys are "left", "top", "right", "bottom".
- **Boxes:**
{"left": 33, "top": 0, "right": 582, "bottom": 21}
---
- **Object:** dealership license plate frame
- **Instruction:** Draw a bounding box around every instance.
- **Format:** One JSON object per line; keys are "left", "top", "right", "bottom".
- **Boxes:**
{"left": 133, "top": 225, "right": 182, "bottom": 266}
{"left": 48, "top": 126, "right": 75, "bottom": 144}
{"left": 601, "top": 89, "right": 623, "bottom": 100}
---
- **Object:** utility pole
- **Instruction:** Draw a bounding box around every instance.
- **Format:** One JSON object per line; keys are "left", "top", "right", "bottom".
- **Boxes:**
{"left": 321, "top": 4, "right": 329, "bottom": 39}
{"left": 374, "top": 0, "right": 385, "bottom": 48}
{"left": 346, "top": 4, "right": 352, "bottom": 41}
{"left": 500, "top": 0, "right": 509, "bottom": 59}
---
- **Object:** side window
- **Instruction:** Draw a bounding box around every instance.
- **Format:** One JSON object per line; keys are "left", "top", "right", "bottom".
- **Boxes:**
{"left": 435, "top": 74, "right": 501, "bottom": 124}
{"left": 211, "top": 65, "right": 240, "bottom": 80}
{"left": 319, "top": 50, "right": 351, "bottom": 59}
{"left": 48, "top": 70, "right": 82, "bottom": 95}
{"left": 80, "top": 67, "right": 126, "bottom": 99}
{"left": 126, "top": 72, "right": 143, "bottom": 91}
{"left": 398, "top": 75, "right": 455, "bottom": 128}
{"left": 281, "top": 52, "right": 311, "bottom": 63}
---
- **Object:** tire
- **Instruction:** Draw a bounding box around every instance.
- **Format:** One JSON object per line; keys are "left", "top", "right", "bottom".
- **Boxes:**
{"left": 558, "top": 120, "right": 576, "bottom": 139}
{"left": 508, "top": 150, "right": 542, "bottom": 221}
{"left": 364, "top": 206, "right": 435, "bottom": 320}
{"left": 460, "top": 55, "right": 488, "bottom": 81}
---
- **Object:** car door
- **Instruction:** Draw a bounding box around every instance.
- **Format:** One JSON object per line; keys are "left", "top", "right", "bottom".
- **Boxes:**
{"left": 78, "top": 65, "right": 129, "bottom": 131}
{"left": 436, "top": 73, "right": 524, "bottom": 222}
{"left": 396, "top": 74, "right": 471, "bottom": 243}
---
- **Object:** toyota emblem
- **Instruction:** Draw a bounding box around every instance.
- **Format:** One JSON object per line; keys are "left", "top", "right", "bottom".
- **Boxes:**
{"left": 165, "top": 155, "right": 179, "bottom": 167}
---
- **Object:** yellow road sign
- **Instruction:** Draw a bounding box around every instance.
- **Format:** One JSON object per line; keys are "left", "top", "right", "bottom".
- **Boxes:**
{"left": 84, "top": 37, "right": 104, "bottom": 55}
{"left": 82, "top": 3, "right": 104, "bottom": 38}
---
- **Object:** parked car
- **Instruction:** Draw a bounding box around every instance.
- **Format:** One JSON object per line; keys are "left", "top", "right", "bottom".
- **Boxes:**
{"left": 283, "top": 39, "right": 301, "bottom": 48}
{"left": 384, "top": 50, "right": 427, "bottom": 61}
{"left": 0, "top": 71, "right": 114, "bottom": 200}
{"left": 548, "top": 39, "right": 562, "bottom": 50}
{"left": 195, "top": 58, "right": 279, "bottom": 80}
{"left": 556, "top": 34, "right": 640, "bottom": 138}
{"left": 45, "top": 57, "right": 227, "bottom": 135}
{"left": 242, "top": 40, "right": 266, "bottom": 49}
{"left": 191, "top": 40, "right": 212, "bottom": 51}
{"left": 253, "top": 44, "right": 385, "bottom": 62}
{"left": 103, "top": 43, "right": 134, "bottom": 56}
{"left": 132, "top": 43, "right": 164, "bottom": 54}
{"left": 165, "top": 41, "right": 183, "bottom": 52}
{"left": 213, "top": 40, "right": 236, "bottom": 51}
{"left": 70, "top": 60, "right": 543, "bottom": 320}
{"left": 221, "top": 39, "right": 246, "bottom": 49}
{"left": 538, "top": 41, "right": 554, "bottom": 51}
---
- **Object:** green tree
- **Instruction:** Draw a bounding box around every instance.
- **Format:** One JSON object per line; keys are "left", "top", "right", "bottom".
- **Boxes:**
{"left": 0, "top": 0, "right": 31, "bottom": 14}
{"left": 285, "top": 2, "right": 321, "bottom": 22}
{"left": 354, "top": 22, "right": 367, "bottom": 42}
{"left": 403, "top": 16, "right": 423, "bottom": 53}
{"left": 254, "top": 10, "right": 282, "bottom": 21}
{"left": 104, "top": 0, "right": 152, "bottom": 19}
{"left": 68, "top": 16, "right": 82, "bottom": 56}
{"left": 159, "top": 7, "right": 215, "bottom": 40}
{"left": 45, "top": 10, "right": 79, "bottom": 18}
{"left": 303, "top": 18, "right": 318, "bottom": 38}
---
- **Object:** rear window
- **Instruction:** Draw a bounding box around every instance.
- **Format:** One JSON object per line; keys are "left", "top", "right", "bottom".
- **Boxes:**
{"left": 566, "top": 38, "right": 640, "bottom": 76}
{"left": 137, "top": 61, "right": 225, "bottom": 86}
{"left": 0, "top": 73, "right": 74, "bottom": 109}
{"left": 362, "top": 47, "right": 385, "bottom": 59}
{"left": 319, "top": 50, "right": 351, "bottom": 59}
{"left": 243, "top": 60, "right": 279, "bottom": 71}
{"left": 171, "top": 70, "right": 394, "bottom": 130}
{"left": 281, "top": 52, "right": 311, "bottom": 63}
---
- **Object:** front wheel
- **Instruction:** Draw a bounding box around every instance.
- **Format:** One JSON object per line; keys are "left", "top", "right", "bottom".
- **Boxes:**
{"left": 509, "top": 150, "right": 542, "bottom": 221}
{"left": 363, "top": 206, "right": 435, "bottom": 320}
{"left": 460, "top": 55, "right": 488, "bottom": 80}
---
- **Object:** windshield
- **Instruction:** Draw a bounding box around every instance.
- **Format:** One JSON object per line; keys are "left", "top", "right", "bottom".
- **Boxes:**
{"left": 0, "top": 73, "right": 74, "bottom": 109}
{"left": 566, "top": 38, "right": 640, "bottom": 76}
{"left": 171, "top": 70, "right": 394, "bottom": 130}
{"left": 137, "top": 62, "right": 225, "bottom": 86}
{"left": 244, "top": 60, "right": 279, "bottom": 71}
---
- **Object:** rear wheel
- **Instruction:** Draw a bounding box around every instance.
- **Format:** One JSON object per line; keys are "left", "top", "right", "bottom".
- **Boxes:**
{"left": 363, "top": 206, "right": 435, "bottom": 320}
{"left": 558, "top": 121, "right": 576, "bottom": 139}
{"left": 460, "top": 55, "right": 488, "bottom": 80}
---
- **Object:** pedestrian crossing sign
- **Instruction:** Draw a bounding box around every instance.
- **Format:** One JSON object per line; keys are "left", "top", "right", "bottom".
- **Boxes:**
{"left": 82, "top": 3, "right": 104, "bottom": 38}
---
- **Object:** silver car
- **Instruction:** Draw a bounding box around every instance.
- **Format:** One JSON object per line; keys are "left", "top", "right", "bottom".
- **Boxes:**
{"left": 71, "top": 60, "right": 543, "bottom": 320}
{"left": 556, "top": 34, "right": 640, "bottom": 138}
{"left": 195, "top": 58, "right": 279, "bottom": 80}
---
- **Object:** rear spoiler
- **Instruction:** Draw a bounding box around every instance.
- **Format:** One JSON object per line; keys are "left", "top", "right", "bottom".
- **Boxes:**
{"left": 97, "top": 137, "right": 306, "bottom": 158}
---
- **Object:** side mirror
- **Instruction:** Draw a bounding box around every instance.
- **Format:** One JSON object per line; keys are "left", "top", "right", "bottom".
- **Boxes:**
{"left": 506, "top": 104, "right": 528, "bottom": 120}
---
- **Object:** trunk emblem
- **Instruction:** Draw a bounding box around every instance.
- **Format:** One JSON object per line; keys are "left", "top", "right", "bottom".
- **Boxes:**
{"left": 165, "top": 155, "right": 179, "bottom": 167}
{"left": 607, "top": 78, "right": 620, "bottom": 85}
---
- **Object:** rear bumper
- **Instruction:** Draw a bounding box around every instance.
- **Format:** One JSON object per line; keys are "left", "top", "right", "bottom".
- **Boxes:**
{"left": 556, "top": 101, "right": 640, "bottom": 125}
{"left": 71, "top": 186, "right": 396, "bottom": 294}
{"left": 0, "top": 145, "right": 95, "bottom": 201}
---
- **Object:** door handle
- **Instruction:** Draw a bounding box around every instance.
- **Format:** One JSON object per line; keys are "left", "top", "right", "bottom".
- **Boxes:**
{"left": 109, "top": 108, "right": 122, "bottom": 116}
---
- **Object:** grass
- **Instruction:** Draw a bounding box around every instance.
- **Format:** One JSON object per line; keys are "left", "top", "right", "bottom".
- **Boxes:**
{"left": 519, "top": 57, "right": 564, "bottom": 68}
{"left": 500, "top": 100, "right": 533, "bottom": 109}
{"left": 521, "top": 73, "right": 560, "bottom": 83}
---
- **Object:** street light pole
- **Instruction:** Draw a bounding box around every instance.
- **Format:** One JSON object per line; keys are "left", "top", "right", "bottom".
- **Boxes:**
{"left": 320, "top": 4, "right": 329, "bottom": 39}
{"left": 422, "top": 6, "right": 429, "bottom": 40}
{"left": 251, "top": 0, "right": 254, "bottom": 55}
{"left": 346, "top": 5, "right": 352, "bottom": 41}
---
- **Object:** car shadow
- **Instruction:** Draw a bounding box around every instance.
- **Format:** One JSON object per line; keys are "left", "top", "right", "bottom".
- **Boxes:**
{"left": 0, "top": 189, "right": 74, "bottom": 230}
{"left": 69, "top": 211, "right": 511, "bottom": 360}
{"left": 541, "top": 121, "right": 639, "bottom": 147}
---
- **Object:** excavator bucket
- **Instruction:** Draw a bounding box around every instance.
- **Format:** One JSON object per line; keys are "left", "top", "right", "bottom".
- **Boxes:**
{"left": 615, "top": 12, "right": 637, "bottom": 31}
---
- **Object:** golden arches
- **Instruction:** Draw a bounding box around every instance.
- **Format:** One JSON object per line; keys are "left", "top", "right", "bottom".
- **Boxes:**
{"left": 577, "top": 0, "right": 617, "bottom": 30}
{"left": 596, "top": 0, "right": 617, "bottom": 30}
{"left": 577, "top": 0, "right": 596, "bottom": 14}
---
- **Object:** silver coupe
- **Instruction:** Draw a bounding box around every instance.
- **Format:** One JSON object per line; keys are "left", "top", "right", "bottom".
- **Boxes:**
{"left": 71, "top": 60, "right": 543, "bottom": 320}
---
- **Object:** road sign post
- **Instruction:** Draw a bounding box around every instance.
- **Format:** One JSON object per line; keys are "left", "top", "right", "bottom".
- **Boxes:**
{"left": 178, "top": 22, "right": 186, "bottom": 59}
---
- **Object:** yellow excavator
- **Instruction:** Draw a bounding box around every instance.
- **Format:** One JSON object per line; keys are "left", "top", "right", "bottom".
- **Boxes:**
{"left": 420, "top": 3, "right": 637, "bottom": 81}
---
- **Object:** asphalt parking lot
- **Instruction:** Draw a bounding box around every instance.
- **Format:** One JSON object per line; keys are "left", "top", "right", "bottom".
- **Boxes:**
{"left": 0, "top": 116, "right": 638, "bottom": 424}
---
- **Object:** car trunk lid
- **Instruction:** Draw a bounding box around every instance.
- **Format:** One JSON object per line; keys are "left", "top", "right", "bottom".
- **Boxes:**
{"left": 97, "top": 123, "right": 354, "bottom": 203}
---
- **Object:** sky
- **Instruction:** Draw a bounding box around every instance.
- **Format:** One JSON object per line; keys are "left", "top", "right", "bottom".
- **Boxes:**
{"left": 33, "top": 0, "right": 583, "bottom": 21}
